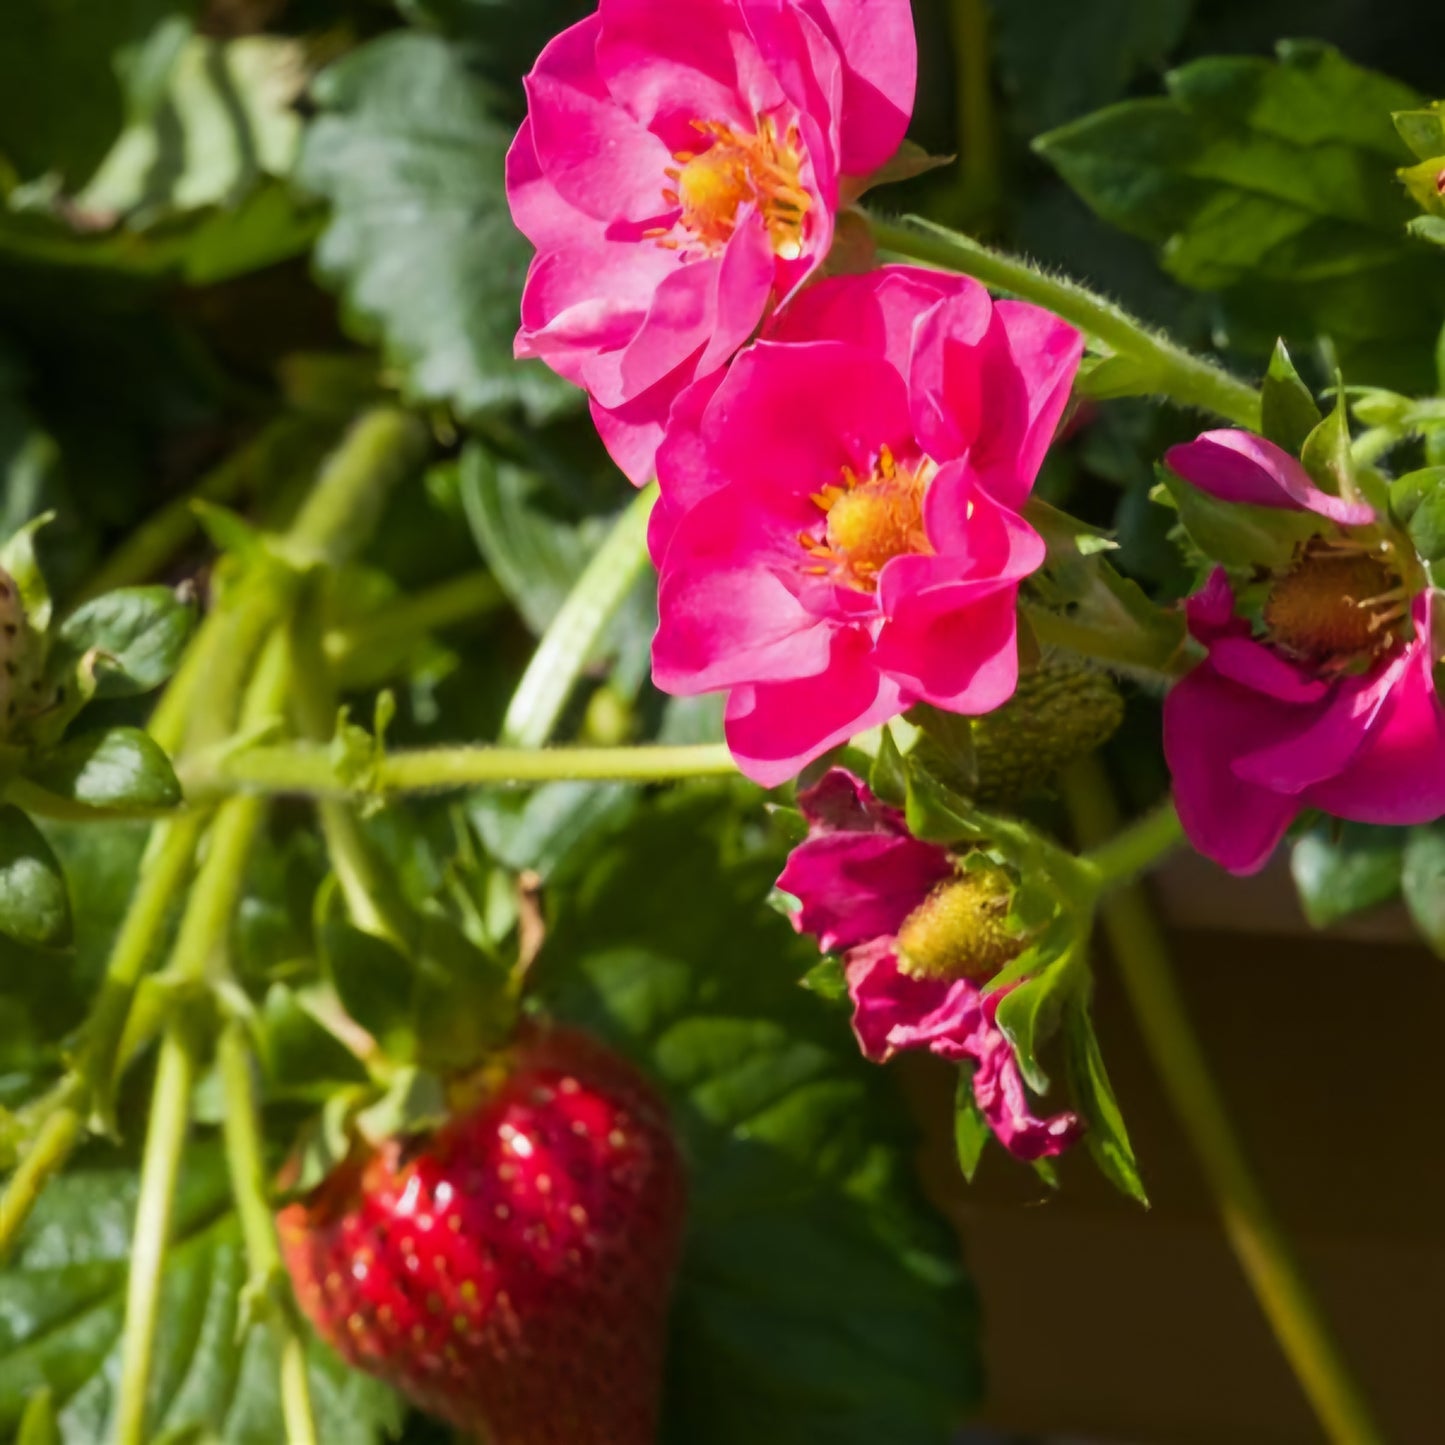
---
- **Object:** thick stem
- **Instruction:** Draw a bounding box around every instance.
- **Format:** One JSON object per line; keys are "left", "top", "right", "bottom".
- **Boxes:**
{"left": 868, "top": 215, "right": 1262, "bottom": 430}
{"left": 1064, "top": 759, "right": 1386, "bottom": 1445}
{"left": 501, "top": 482, "right": 657, "bottom": 749}
{"left": 948, "top": 0, "right": 1001, "bottom": 229}
{"left": 217, "top": 1024, "right": 318, "bottom": 1445}
{"left": 114, "top": 1031, "right": 195, "bottom": 1445}
{"left": 180, "top": 740, "right": 740, "bottom": 800}
{"left": 1079, "top": 795, "right": 1185, "bottom": 891}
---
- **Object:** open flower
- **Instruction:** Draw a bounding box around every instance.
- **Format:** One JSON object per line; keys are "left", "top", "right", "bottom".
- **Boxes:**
{"left": 777, "top": 769, "right": 1083, "bottom": 1162}
{"left": 508, "top": 0, "right": 917, "bottom": 484}
{"left": 650, "top": 267, "right": 1083, "bottom": 785}
{"left": 1162, "top": 430, "right": 1445, "bottom": 874}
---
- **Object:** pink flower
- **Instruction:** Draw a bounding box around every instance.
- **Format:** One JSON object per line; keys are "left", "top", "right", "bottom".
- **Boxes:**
{"left": 650, "top": 267, "right": 1083, "bottom": 785}
{"left": 508, "top": 0, "right": 917, "bottom": 484}
{"left": 777, "top": 769, "right": 1083, "bottom": 1162}
{"left": 1163, "top": 430, "right": 1445, "bottom": 874}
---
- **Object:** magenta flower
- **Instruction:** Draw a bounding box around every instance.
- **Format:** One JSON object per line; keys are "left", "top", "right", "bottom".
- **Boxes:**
{"left": 650, "top": 267, "right": 1083, "bottom": 785}
{"left": 777, "top": 769, "right": 1083, "bottom": 1162}
{"left": 507, "top": 0, "right": 917, "bottom": 484}
{"left": 1163, "top": 430, "right": 1445, "bottom": 874}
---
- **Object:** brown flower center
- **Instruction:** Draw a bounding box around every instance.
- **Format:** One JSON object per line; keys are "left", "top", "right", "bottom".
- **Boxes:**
{"left": 1262, "top": 536, "right": 1408, "bottom": 672}
{"left": 799, "top": 447, "right": 932, "bottom": 592}
{"left": 655, "top": 117, "right": 810, "bottom": 259}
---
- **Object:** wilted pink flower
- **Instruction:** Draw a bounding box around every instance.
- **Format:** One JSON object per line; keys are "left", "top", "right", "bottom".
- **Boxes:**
{"left": 777, "top": 769, "right": 1083, "bottom": 1162}
{"left": 508, "top": 0, "right": 918, "bottom": 483}
{"left": 650, "top": 267, "right": 1083, "bottom": 784}
{"left": 1163, "top": 430, "right": 1445, "bottom": 874}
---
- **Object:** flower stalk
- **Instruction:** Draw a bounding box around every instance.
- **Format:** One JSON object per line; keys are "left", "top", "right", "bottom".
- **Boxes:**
{"left": 1064, "top": 758, "right": 1386, "bottom": 1445}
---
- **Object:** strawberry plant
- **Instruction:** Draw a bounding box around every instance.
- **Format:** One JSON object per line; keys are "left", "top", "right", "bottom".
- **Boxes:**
{"left": 2, "top": 2, "right": 1444, "bottom": 1443}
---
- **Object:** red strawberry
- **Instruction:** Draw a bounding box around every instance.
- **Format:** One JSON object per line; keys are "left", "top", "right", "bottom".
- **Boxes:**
{"left": 278, "top": 1024, "right": 686, "bottom": 1443}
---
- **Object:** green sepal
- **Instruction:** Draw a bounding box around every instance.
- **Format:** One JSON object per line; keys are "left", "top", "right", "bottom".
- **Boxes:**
{"left": 1394, "top": 102, "right": 1445, "bottom": 162}
{"left": 952, "top": 1067, "right": 989, "bottom": 1184}
{"left": 993, "top": 938, "right": 1085, "bottom": 1095}
{"left": 0, "top": 805, "right": 71, "bottom": 949}
{"left": 1291, "top": 822, "right": 1404, "bottom": 929}
{"left": 319, "top": 921, "right": 420, "bottom": 1065}
{"left": 0, "top": 514, "right": 55, "bottom": 633}
{"left": 1301, "top": 389, "right": 1388, "bottom": 515}
{"left": 51, "top": 586, "right": 196, "bottom": 699}
{"left": 1389, "top": 466, "right": 1445, "bottom": 562}
{"left": 15, "top": 1388, "right": 62, "bottom": 1445}
{"left": 1260, "top": 341, "right": 1322, "bottom": 455}
{"left": 410, "top": 910, "right": 516, "bottom": 1071}
{"left": 1062, "top": 996, "right": 1148, "bottom": 1206}
{"left": 354, "top": 1065, "right": 450, "bottom": 1149}
{"left": 1156, "top": 464, "right": 1320, "bottom": 571}
{"left": 799, "top": 955, "right": 849, "bottom": 1006}
{"left": 868, "top": 722, "right": 908, "bottom": 807}
{"left": 24, "top": 727, "right": 182, "bottom": 814}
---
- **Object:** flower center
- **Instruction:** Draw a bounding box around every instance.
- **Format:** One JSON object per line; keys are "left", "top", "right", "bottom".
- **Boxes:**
{"left": 800, "top": 447, "right": 932, "bottom": 592}
{"left": 1262, "top": 536, "right": 1409, "bottom": 672}
{"left": 657, "top": 117, "right": 810, "bottom": 259}
{"left": 896, "top": 866, "right": 1022, "bottom": 984}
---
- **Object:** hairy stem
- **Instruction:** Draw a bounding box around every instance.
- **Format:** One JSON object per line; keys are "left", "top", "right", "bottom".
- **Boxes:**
{"left": 1064, "top": 759, "right": 1386, "bottom": 1445}
{"left": 868, "top": 215, "right": 1262, "bottom": 429}
{"left": 217, "top": 1023, "right": 318, "bottom": 1445}
{"left": 180, "top": 739, "right": 740, "bottom": 800}
{"left": 501, "top": 482, "right": 657, "bottom": 749}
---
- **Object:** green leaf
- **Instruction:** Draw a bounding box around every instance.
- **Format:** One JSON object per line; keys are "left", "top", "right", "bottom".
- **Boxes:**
{"left": 1261, "top": 341, "right": 1323, "bottom": 454}
{"left": 537, "top": 786, "right": 981, "bottom": 1442}
{"left": 0, "top": 1145, "right": 403, "bottom": 1443}
{"left": 1291, "top": 822, "right": 1405, "bottom": 929}
{"left": 15, "top": 1387, "right": 60, "bottom": 1445}
{"left": 868, "top": 722, "right": 909, "bottom": 807}
{"left": 1158, "top": 465, "right": 1319, "bottom": 571}
{"left": 1394, "top": 102, "right": 1445, "bottom": 162}
{"left": 993, "top": 0, "right": 1192, "bottom": 136}
{"left": 73, "top": 35, "right": 303, "bottom": 222}
{"left": 1402, "top": 824, "right": 1445, "bottom": 958}
{"left": 468, "top": 780, "right": 637, "bottom": 884}
{"left": 53, "top": 587, "right": 195, "bottom": 697}
{"left": 1390, "top": 466, "right": 1445, "bottom": 562}
{"left": 1062, "top": 1000, "right": 1148, "bottom": 1205}
{"left": 952, "top": 1068, "right": 989, "bottom": 1184}
{"left": 26, "top": 728, "right": 181, "bottom": 813}
{"left": 0, "top": 807, "right": 70, "bottom": 949}
{"left": 319, "top": 922, "right": 419, "bottom": 1065}
{"left": 1037, "top": 42, "right": 1445, "bottom": 388}
{"left": 296, "top": 32, "right": 574, "bottom": 424}
{"left": 0, "top": 514, "right": 54, "bottom": 634}
{"left": 993, "top": 944, "right": 1080, "bottom": 1095}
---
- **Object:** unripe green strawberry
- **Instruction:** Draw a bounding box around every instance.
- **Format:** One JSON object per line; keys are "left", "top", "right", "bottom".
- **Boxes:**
{"left": 896, "top": 864, "right": 1022, "bottom": 983}
{"left": 0, "top": 568, "right": 41, "bottom": 740}
{"left": 278, "top": 1024, "right": 685, "bottom": 1444}
{"left": 971, "top": 658, "right": 1124, "bottom": 803}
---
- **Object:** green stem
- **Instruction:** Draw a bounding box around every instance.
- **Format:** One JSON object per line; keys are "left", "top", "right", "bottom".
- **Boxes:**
{"left": 948, "top": 0, "right": 1001, "bottom": 229}
{"left": 286, "top": 409, "right": 429, "bottom": 569}
{"left": 1064, "top": 759, "right": 1386, "bottom": 1445}
{"left": 1079, "top": 796, "right": 1184, "bottom": 890}
{"left": 325, "top": 570, "right": 505, "bottom": 686}
{"left": 217, "top": 1024, "right": 318, "bottom": 1445}
{"left": 114, "top": 642, "right": 290, "bottom": 1445}
{"left": 868, "top": 215, "right": 1262, "bottom": 430}
{"left": 289, "top": 606, "right": 412, "bottom": 946}
{"left": 181, "top": 740, "right": 739, "bottom": 800}
{"left": 115, "top": 1029, "right": 195, "bottom": 1445}
{"left": 500, "top": 482, "right": 656, "bottom": 749}
{"left": 0, "top": 1103, "right": 83, "bottom": 1254}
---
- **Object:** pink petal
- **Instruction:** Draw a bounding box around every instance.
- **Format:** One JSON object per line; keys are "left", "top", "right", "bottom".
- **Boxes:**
{"left": 794, "top": 767, "right": 911, "bottom": 837}
{"left": 797, "top": 0, "right": 917, "bottom": 175}
{"left": 906, "top": 284, "right": 1001, "bottom": 463}
{"left": 1164, "top": 431, "right": 1376, "bottom": 526}
{"left": 723, "top": 630, "right": 909, "bottom": 786}
{"left": 652, "top": 485, "right": 830, "bottom": 694}
{"left": 505, "top": 117, "right": 578, "bottom": 254}
{"left": 1306, "top": 598, "right": 1445, "bottom": 823}
{"left": 590, "top": 393, "right": 668, "bottom": 488}
{"left": 1206, "top": 635, "right": 1332, "bottom": 704}
{"left": 525, "top": 20, "right": 676, "bottom": 226}
{"left": 778, "top": 831, "right": 952, "bottom": 953}
{"left": 1163, "top": 665, "right": 1302, "bottom": 874}
{"left": 1185, "top": 567, "right": 1240, "bottom": 637}
{"left": 873, "top": 576, "right": 1022, "bottom": 715}
{"left": 702, "top": 339, "right": 914, "bottom": 492}
{"left": 594, "top": 0, "right": 749, "bottom": 145}
{"left": 993, "top": 300, "right": 1086, "bottom": 491}
{"left": 919, "top": 463, "right": 1047, "bottom": 575}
